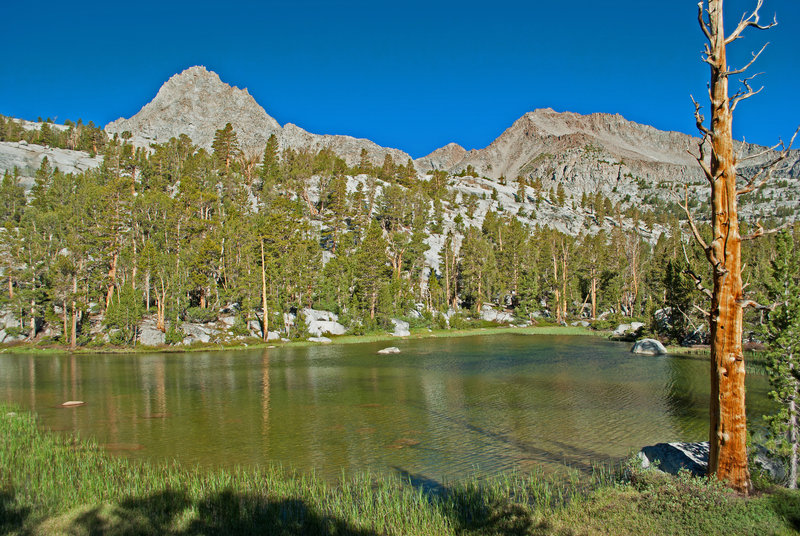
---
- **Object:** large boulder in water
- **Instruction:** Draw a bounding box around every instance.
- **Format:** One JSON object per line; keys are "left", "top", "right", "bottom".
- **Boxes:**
{"left": 632, "top": 338, "right": 667, "bottom": 355}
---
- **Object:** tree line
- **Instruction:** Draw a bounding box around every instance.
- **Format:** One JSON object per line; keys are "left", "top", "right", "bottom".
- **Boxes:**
{"left": 0, "top": 122, "right": 796, "bottom": 348}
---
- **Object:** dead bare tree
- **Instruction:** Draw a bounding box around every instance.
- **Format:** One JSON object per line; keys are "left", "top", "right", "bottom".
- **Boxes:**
{"left": 686, "top": 0, "right": 797, "bottom": 494}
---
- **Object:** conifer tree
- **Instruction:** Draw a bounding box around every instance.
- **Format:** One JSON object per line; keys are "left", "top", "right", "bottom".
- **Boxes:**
{"left": 763, "top": 230, "right": 800, "bottom": 488}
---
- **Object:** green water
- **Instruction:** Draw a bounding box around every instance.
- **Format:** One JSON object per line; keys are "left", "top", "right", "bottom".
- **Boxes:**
{"left": 0, "top": 335, "right": 773, "bottom": 481}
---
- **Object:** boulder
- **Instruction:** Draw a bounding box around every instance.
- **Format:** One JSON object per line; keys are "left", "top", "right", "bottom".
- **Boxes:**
{"left": 632, "top": 338, "right": 667, "bottom": 355}
{"left": 753, "top": 445, "right": 787, "bottom": 483}
{"left": 613, "top": 323, "right": 644, "bottom": 338}
{"left": 303, "top": 308, "right": 347, "bottom": 337}
{"left": 637, "top": 441, "right": 708, "bottom": 476}
{"left": 308, "top": 336, "right": 332, "bottom": 343}
{"left": 181, "top": 323, "right": 216, "bottom": 344}
{"left": 391, "top": 319, "right": 410, "bottom": 337}
{"left": 571, "top": 320, "right": 590, "bottom": 327}
{"left": 480, "top": 305, "right": 514, "bottom": 324}
{"left": 139, "top": 327, "right": 165, "bottom": 346}
{"left": 377, "top": 347, "right": 401, "bottom": 355}
{"left": 219, "top": 315, "right": 236, "bottom": 327}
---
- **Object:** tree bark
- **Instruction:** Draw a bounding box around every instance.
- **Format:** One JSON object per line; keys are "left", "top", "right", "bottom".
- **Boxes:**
{"left": 703, "top": 0, "right": 750, "bottom": 493}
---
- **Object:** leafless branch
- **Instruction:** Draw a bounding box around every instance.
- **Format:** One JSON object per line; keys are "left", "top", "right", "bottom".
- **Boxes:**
{"left": 724, "top": 43, "right": 768, "bottom": 76}
{"left": 729, "top": 73, "right": 764, "bottom": 112}
{"left": 736, "top": 298, "right": 778, "bottom": 311}
{"left": 725, "top": 0, "right": 777, "bottom": 45}
{"left": 697, "top": 2, "right": 712, "bottom": 41}
{"left": 737, "top": 126, "right": 799, "bottom": 195}
{"left": 678, "top": 186, "right": 711, "bottom": 254}
{"left": 737, "top": 138, "right": 784, "bottom": 163}
{"left": 694, "top": 304, "right": 711, "bottom": 318}
{"left": 690, "top": 95, "right": 711, "bottom": 137}
{"left": 741, "top": 220, "right": 789, "bottom": 241}
{"left": 682, "top": 242, "right": 714, "bottom": 299}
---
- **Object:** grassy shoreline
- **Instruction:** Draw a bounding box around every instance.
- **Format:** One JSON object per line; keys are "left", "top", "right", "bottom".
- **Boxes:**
{"left": 0, "top": 324, "right": 595, "bottom": 355}
{"left": 2, "top": 405, "right": 799, "bottom": 535}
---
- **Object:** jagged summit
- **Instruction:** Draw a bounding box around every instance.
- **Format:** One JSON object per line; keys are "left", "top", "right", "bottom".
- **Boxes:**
{"left": 105, "top": 65, "right": 281, "bottom": 151}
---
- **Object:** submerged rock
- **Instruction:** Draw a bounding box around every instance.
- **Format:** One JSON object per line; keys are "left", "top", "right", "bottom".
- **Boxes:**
{"left": 60, "top": 401, "right": 86, "bottom": 408}
{"left": 377, "top": 347, "right": 401, "bottom": 355}
{"left": 631, "top": 338, "right": 667, "bottom": 355}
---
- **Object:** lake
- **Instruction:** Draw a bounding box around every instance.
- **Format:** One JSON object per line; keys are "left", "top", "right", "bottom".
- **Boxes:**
{"left": 0, "top": 334, "right": 773, "bottom": 482}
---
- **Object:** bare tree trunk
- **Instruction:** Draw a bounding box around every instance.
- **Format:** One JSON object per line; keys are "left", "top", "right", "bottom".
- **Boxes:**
{"left": 7, "top": 275, "right": 12, "bottom": 299}
{"left": 105, "top": 251, "right": 118, "bottom": 310}
{"left": 791, "top": 393, "right": 798, "bottom": 489}
{"left": 28, "top": 298, "right": 36, "bottom": 340}
{"left": 591, "top": 274, "right": 597, "bottom": 320}
{"left": 689, "top": 0, "right": 784, "bottom": 494}
{"left": 63, "top": 300, "right": 69, "bottom": 344}
{"left": 71, "top": 273, "right": 77, "bottom": 350}
{"left": 260, "top": 239, "right": 269, "bottom": 342}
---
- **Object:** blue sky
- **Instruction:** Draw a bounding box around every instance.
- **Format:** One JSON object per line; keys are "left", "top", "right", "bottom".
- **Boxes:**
{"left": 1, "top": 0, "right": 798, "bottom": 158}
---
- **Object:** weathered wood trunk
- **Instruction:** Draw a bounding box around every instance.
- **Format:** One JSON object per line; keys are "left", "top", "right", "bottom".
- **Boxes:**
{"left": 705, "top": 0, "right": 750, "bottom": 494}
{"left": 260, "top": 239, "right": 269, "bottom": 342}
{"left": 70, "top": 272, "right": 78, "bottom": 349}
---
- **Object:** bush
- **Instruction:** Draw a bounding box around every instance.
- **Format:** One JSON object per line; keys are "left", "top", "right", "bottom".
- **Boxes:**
{"left": 184, "top": 307, "right": 218, "bottom": 324}
{"left": 165, "top": 323, "right": 183, "bottom": 345}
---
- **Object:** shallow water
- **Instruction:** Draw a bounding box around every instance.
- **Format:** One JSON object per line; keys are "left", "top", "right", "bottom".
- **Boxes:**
{"left": 0, "top": 334, "right": 773, "bottom": 481}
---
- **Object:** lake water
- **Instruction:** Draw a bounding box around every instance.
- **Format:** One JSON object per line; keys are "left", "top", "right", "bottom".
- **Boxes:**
{"left": 0, "top": 334, "right": 773, "bottom": 482}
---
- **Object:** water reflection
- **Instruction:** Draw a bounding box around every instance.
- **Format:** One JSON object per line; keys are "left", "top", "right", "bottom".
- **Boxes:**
{"left": 0, "top": 335, "right": 772, "bottom": 482}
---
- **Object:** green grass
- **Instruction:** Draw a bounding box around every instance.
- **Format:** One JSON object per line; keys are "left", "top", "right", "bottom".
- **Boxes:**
{"left": 2, "top": 405, "right": 800, "bottom": 535}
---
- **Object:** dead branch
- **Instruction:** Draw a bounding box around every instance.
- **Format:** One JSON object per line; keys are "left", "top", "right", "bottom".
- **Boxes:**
{"left": 737, "top": 138, "right": 784, "bottom": 163}
{"left": 682, "top": 243, "right": 714, "bottom": 299}
{"left": 741, "top": 220, "right": 789, "bottom": 241}
{"left": 736, "top": 298, "right": 778, "bottom": 311}
{"left": 694, "top": 304, "right": 711, "bottom": 318}
{"left": 697, "top": 2, "right": 712, "bottom": 41}
{"left": 724, "top": 43, "right": 768, "bottom": 77}
{"left": 690, "top": 95, "right": 711, "bottom": 137}
{"left": 737, "top": 126, "right": 799, "bottom": 195}
{"left": 729, "top": 72, "right": 764, "bottom": 112}
{"left": 678, "top": 186, "right": 714, "bottom": 260}
{"left": 725, "top": 0, "right": 777, "bottom": 45}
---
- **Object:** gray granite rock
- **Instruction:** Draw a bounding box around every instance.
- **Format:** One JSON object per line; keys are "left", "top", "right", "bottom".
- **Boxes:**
{"left": 391, "top": 319, "right": 410, "bottom": 337}
{"left": 632, "top": 338, "right": 667, "bottom": 355}
{"left": 638, "top": 442, "right": 708, "bottom": 476}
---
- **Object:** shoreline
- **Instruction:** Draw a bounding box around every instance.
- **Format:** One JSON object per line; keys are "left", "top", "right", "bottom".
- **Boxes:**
{"left": 1, "top": 403, "right": 795, "bottom": 535}
{"left": 0, "top": 324, "right": 597, "bottom": 355}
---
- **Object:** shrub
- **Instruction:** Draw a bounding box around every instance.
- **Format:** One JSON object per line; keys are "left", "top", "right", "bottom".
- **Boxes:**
{"left": 184, "top": 307, "right": 218, "bottom": 324}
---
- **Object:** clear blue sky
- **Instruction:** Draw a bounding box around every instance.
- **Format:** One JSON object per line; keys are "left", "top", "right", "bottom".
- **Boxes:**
{"left": 1, "top": 0, "right": 798, "bottom": 158}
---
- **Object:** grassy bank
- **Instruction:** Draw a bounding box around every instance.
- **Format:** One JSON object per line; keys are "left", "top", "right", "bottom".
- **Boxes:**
{"left": 2, "top": 406, "right": 799, "bottom": 535}
{"left": 0, "top": 324, "right": 594, "bottom": 355}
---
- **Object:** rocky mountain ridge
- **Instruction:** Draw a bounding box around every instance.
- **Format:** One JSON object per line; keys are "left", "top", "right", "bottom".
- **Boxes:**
{"left": 105, "top": 66, "right": 800, "bottom": 208}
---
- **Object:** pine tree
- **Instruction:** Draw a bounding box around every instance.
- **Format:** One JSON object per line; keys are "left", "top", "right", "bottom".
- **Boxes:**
{"left": 212, "top": 122, "right": 241, "bottom": 171}
{"left": 763, "top": 230, "right": 800, "bottom": 488}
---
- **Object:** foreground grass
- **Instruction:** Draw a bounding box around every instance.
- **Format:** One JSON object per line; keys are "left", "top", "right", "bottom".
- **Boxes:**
{"left": 0, "top": 324, "right": 593, "bottom": 355}
{"left": 2, "top": 406, "right": 800, "bottom": 535}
